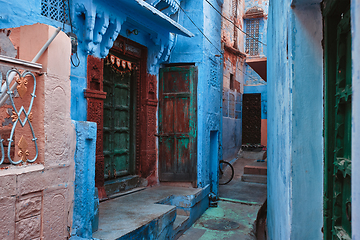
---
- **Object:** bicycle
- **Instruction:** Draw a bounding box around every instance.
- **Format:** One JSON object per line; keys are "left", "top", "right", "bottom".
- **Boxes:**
{"left": 219, "top": 160, "right": 234, "bottom": 185}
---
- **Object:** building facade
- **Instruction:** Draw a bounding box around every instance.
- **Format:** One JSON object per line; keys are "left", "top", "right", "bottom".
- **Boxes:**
{"left": 0, "top": 0, "right": 224, "bottom": 239}
{"left": 242, "top": 0, "right": 268, "bottom": 147}
{"left": 221, "top": 0, "right": 268, "bottom": 161}
{"left": 221, "top": 0, "right": 246, "bottom": 161}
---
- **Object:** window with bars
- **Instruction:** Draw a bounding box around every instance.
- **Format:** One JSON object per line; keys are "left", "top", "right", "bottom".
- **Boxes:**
{"left": 245, "top": 19, "right": 260, "bottom": 56}
{"left": 41, "top": 0, "right": 69, "bottom": 24}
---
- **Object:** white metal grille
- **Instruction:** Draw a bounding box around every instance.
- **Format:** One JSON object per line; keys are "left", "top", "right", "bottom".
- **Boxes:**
{"left": 245, "top": 19, "right": 260, "bottom": 56}
{"left": 41, "top": 0, "right": 69, "bottom": 24}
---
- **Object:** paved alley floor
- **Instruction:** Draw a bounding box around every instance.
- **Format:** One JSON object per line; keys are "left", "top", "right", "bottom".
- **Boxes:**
{"left": 178, "top": 157, "right": 267, "bottom": 240}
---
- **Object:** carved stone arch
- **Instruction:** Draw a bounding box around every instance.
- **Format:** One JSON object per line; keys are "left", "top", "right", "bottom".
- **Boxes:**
{"left": 244, "top": 6, "right": 265, "bottom": 19}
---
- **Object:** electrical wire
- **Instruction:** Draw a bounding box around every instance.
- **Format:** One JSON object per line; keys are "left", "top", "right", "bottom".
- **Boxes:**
{"left": 174, "top": 1, "right": 223, "bottom": 54}
{"left": 71, "top": 52, "right": 81, "bottom": 67}
{"left": 66, "top": 0, "right": 80, "bottom": 67}
{"left": 204, "top": 0, "right": 267, "bottom": 46}
{"left": 175, "top": 1, "right": 266, "bottom": 82}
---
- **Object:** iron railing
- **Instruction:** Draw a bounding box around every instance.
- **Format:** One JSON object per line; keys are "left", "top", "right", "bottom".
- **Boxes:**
{"left": 0, "top": 55, "right": 42, "bottom": 165}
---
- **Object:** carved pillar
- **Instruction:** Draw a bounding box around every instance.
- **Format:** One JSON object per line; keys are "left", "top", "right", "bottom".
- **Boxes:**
{"left": 84, "top": 55, "right": 107, "bottom": 200}
{"left": 139, "top": 74, "right": 158, "bottom": 185}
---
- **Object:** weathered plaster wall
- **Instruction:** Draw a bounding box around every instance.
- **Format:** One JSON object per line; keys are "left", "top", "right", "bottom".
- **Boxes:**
{"left": 170, "top": 0, "right": 222, "bottom": 195}
{"left": 351, "top": 0, "right": 360, "bottom": 238}
{"left": 289, "top": 5, "right": 323, "bottom": 239}
{"left": 71, "top": 121, "right": 97, "bottom": 239}
{"left": 221, "top": 0, "right": 245, "bottom": 51}
{"left": 267, "top": 1, "right": 323, "bottom": 239}
{"left": 267, "top": 1, "right": 292, "bottom": 237}
{"left": 0, "top": 24, "right": 75, "bottom": 239}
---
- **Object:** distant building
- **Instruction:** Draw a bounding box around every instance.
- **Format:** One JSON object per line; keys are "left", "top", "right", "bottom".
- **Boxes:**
{"left": 221, "top": 0, "right": 246, "bottom": 160}
{"left": 220, "top": 0, "right": 268, "bottom": 162}
{"left": 243, "top": 1, "right": 268, "bottom": 147}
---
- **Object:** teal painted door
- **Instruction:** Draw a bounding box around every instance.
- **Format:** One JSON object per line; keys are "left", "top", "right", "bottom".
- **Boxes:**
{"left": 324, "top": 4, "right": 352, "bottom": 239}
{"left": 103, "top": 54, "right": 136, "bottom": 180}
{"left": 158, "top": 66, "right": 197, "bottom": 182}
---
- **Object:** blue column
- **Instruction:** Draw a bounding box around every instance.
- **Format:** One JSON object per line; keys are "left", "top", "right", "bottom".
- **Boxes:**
{"left": 71, "top": 121, "right": 97, "bottom": 239}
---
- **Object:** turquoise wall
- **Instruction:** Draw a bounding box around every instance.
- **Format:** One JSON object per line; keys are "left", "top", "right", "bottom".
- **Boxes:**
{"left": 267, "top": 0, "right": 323, "bottom": 239}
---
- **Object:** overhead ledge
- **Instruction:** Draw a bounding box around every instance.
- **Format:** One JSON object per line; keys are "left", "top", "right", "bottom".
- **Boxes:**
{"left": 117, "top": 0, "right": 194, "bottom": 37}
{"left": 224, "top": 44, "right": 246, "bottom": 58}
{"left": 246, "top": 57, "right": 267, "bottom": 81}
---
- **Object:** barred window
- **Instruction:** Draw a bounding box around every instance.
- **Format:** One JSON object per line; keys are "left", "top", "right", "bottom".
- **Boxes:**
{"left": 41, "top": 0, "right": 69, "bottom": 24}
{"left": 245, "top": 19, "right": 260, "bottom": 56}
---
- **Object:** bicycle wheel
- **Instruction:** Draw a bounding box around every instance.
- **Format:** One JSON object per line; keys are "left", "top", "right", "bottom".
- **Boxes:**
{"left": 219, "top": 160, "right": 234, "bottom": 185}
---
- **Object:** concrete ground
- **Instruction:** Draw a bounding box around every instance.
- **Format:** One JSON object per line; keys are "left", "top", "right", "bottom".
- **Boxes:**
{"left": 178, "top": 157, "right": 267, "bottom": 240}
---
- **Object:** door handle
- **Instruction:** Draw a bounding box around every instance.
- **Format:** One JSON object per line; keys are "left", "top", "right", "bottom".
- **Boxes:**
{"left": 346, "top": 202, "right": 351, "bottom": 221}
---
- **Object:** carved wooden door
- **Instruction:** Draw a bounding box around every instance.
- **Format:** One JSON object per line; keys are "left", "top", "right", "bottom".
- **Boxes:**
{"left": 242, "top": 93, "right": 261, "bottom": 144}
{"left": 324, "top": 4, "right": 352, "bottom": 239}
{"left": 103, "top": 53, "right": 136, "bottom": 180}
{"left": 158, "top": 66, "right": 197, "bottom": 182}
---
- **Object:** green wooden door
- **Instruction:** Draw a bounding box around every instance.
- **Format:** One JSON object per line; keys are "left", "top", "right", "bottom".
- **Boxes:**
{"left": 158, "top": 66, "right": 197, "bottom": 182}
{"left": 324, "top": 4, "right": 352, "bottom": 239}
{"left": 103, "top": 54, "right": 136, "bottom": 180}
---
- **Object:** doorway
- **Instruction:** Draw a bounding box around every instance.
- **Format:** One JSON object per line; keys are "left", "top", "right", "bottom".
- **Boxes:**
{"left": 103, "top": 52, "right": 137, "bottom": 180}
{"left": 242, "top": 93, "right": 261, "bottom": 144}
{"left": 324, "top": 2, "right": 352, "bottom": 239}
{"left": 158, "top": 65, "right": 197, "bottom": 183}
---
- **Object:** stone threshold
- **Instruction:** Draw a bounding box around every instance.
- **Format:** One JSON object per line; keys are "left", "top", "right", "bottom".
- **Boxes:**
{"left": 92, "top": 184, "right": 210, "bottom": 240}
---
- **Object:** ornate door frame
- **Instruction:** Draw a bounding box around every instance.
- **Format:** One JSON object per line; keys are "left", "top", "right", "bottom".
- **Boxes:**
{"left": 85, "top": 36, "right": 158, "bottom": 200}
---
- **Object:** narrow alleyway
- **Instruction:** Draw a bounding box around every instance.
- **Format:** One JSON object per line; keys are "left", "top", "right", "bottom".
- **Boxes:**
{"left": 178, "top": 153, "right": 267, "bottom": 240}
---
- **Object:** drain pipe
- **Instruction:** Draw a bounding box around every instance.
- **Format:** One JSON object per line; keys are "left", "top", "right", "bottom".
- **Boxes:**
{"left": 0, "top": 27, "right": 62, "bottom": 106}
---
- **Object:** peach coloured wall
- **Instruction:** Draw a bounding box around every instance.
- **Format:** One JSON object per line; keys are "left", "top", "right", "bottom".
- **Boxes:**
{"left": 0, "top": 24, "right": 75, "bottom": 239}
{"left": 221, "top": 0, "right": 246, "bottom": 93}
{"left": 261, "top": 119, "right": 267, "bottom": 146}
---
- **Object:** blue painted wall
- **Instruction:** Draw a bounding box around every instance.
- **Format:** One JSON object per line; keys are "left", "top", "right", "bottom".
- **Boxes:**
{"left": 0, "top": 0, "right": 68, "bottom": 29}
{"left": 71, "top": 121, "right": 97, "bottom": 239}
{"left": 70, "top": 51, "right": 88, "bottom": 121}
{"left": 222, "top": 90, "right": 242, "bottom": 160}
{"left": 267, "top": 0, "right": 323, "bottom": 239}
{"left": 170, "top": 0, "right": 223, "bottom": 194}
{"left": 351, "top": 0, "right": 360, "bottom": 238}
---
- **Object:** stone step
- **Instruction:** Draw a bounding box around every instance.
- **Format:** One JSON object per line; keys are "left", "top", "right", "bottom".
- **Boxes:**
{"left": 172, "top": 214, "right": 190, "bottom": 239}
{"left": 242, "top": 174, "right": 267, "bottom": 184}
{"left": 239, "top": 150, "right": 266, "bottom": 160}
{"left": 104, "top": 175, "right": 148, "bottom": 197}
{"left": 92, "top": 185, "right": 210, "bottom": 240}
{"left": 244, "top": 161, "right": 267, "bottom": 175}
